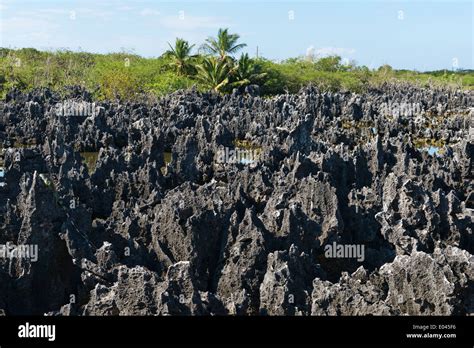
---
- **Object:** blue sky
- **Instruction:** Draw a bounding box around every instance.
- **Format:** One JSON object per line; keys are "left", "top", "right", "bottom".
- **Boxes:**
{"left": 0, "top": 0, "right": 472, "bottom": 71}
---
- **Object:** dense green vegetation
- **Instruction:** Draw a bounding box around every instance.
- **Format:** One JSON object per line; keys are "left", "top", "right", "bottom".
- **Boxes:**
{"left": 1, "top": 29, "right": 472, "bottom": 101}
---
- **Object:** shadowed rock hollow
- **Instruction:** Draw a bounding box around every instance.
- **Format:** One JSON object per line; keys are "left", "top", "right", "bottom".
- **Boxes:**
{"left": 0, "top": 84, "right": 472, "bottom": 315}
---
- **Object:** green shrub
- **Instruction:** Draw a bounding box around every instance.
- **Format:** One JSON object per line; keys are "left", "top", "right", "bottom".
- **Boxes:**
{"left": 0, "top": 46, "right": 472, "bottom": 100}
{"left": 145, "top": 72, "right": 195, "bottom": 96}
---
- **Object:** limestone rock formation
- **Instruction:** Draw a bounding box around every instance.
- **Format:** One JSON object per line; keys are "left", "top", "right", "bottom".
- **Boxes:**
{"left": 0, "top": 84, "right": 472, "bottom": 315}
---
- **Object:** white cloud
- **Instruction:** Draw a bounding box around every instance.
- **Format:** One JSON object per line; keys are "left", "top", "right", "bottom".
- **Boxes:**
{"left": 13, "top": 7, "right": 112, "bottom": 21}
{"left": 117, "top": 6, "right": 134, "bottom": 11}
{"left": 1, "top": 16, "right": 59, "bottom": 33}
{"left": 1, "top": 16, "right": 60, "bottom": 46}
{"left": 315, "top": 47, "right": 356, "bottom": 57}
{"left": 159, "top": 15, "right": 231, "bottom": 31}
{"left": 37, "top": 8, "right": 69, "bottom": 15}
{"left": 140, "top": 8, "right": 160, "bottom": 16}
{"left": 74, "top": 8, "right": 114, "bottom": 20}
{"left": 15, "top": 8, "right": 68, "bottom": 20}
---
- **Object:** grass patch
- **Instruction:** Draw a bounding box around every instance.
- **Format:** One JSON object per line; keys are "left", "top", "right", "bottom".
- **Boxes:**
{"left": 80, "top": 151, "right": 99, "bottom": 173}
{"left": 1, "top": 47, "right": 472, "bottom": 100}
{"left": 160, "top": 151, "right": 172, "bottom": 175}
{"left": 0, "top": 48, "right": 193, "bottom": 100}
{"left": 412, "top": 137, "right": 447, "bottom": 156}
{"left": 413, "top": 137, "right": 446, "bottom": 149}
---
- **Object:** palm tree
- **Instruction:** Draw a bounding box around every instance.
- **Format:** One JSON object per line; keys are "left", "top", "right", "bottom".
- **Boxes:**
{"left": 202, "top": 28, "right": 247, "bottom": 61}
{"left": 196, "top": 54, "right": 268, "bottom": 94}
{"left": 232, "top": 53, "right": 267, "bottom": 87}
{"left": 195, "top": 56, "right": 232, "bottom": 93}
{"left": 164, "top": 38, "right": 195, "bottom": 75}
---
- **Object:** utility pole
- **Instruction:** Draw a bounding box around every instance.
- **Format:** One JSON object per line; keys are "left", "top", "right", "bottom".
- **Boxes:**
{"left": 256, "top": 46, "right": 259, "bottom": 59}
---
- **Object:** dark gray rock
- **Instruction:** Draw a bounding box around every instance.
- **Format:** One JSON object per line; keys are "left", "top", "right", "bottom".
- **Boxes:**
{"left": 0, "top": 84, "right": 472, "bottom": 315}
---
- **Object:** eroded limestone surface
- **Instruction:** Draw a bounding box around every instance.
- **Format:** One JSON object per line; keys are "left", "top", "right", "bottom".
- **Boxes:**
{"left": 0, "top": 84, "right": 472, "bottom": 315}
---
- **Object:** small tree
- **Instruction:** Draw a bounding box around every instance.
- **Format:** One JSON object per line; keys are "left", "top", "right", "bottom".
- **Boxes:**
{"left": 232, "top": 53, "right": 267, "bottom": 87}
{"left": 314, "top": 55, "right": 343, "bottom": 72}
{"left": 164, "top": 38, "right": 196, "bottom": 75}
{"left": 195, "top": 56, "right": 232, "bottom": 93}
{"left": 202, "top": 28, "right": 246, "bottom": 61}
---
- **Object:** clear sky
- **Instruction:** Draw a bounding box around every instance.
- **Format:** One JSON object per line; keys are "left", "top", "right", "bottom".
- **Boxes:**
{"left": 0, "top": 0, "right": 472, "bottom": 71}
